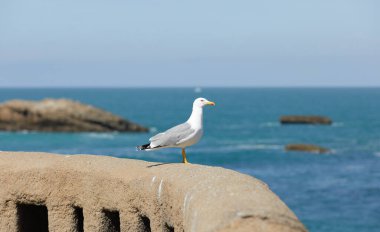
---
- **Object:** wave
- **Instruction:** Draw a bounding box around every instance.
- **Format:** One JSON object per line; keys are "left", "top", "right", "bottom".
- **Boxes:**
{"left": 234, "top": 144, "right": 283, "bottom": 150}
{"left": 84, "top": 133, "right": 116, "bottom": 139}
{"left": 149, "top": 127, "right": 158, "bottom": 133}
{"left": 374, "top": 152, "right": 380, "bottom": 158}
{"left": 192, "top": 144, "right": 283, "bottom": 153}
{"left": 259, "top": 122, "right": 280, "bottom": 128}
{"left": 332, "top": 122, "right": 344, "bottom": 127}
{"left": 15, "top": 130, "right": 36, "bottom": 135}
{"left": 332, "top": 123, "right": 344, "bottom": 127}
{"left": 259, "top": 121, "right": 344, "bottom": 128}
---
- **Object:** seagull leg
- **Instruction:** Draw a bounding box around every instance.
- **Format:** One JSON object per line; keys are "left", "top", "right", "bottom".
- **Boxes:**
{"left": 182, "top": 148, "right": 189, "bottom": 164}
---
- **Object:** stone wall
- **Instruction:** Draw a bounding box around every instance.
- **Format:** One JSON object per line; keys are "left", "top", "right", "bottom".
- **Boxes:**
{"left": 0, "top": 152, "right": 307, "bottom": 232}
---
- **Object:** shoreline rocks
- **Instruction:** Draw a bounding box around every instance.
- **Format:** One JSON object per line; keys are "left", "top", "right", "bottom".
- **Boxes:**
{"left": 280, "top": 115, "right": 332, "bottom": 125}
{"left": 0, "top": 99, "right": 148, "bottom": 132}
{"left": 285, "top": 144, "right": 329, "bottom": 154}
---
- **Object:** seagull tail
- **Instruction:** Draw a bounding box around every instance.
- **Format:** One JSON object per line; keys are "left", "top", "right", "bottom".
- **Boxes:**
{"left": 136, "top": 143, "right": 151, "bottom": 151}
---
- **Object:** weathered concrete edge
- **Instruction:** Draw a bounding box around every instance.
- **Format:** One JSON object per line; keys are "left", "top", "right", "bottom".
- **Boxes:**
{"left": 0, "top": 152, "right": 307, "bottom": 232}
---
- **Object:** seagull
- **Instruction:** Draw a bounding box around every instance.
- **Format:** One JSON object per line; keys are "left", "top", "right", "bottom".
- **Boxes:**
{"left": 137, "top": 97, "right": 215, "bottom": 164}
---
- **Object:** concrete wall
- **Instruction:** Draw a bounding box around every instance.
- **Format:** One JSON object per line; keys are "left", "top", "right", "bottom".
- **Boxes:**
{"left": 0, "top": 152, "right": 307, "bottom": 232}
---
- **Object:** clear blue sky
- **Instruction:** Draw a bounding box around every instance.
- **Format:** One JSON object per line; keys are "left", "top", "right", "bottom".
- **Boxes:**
{"left": 0, "top": 0, "right": 379, "bottom": 87}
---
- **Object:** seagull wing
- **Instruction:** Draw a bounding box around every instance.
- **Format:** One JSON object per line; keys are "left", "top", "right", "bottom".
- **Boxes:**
{"left": 149, "top": 122, "right": 194, "bottom": 148}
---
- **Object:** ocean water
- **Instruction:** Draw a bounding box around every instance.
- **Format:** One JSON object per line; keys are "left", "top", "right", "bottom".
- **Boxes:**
{"left": 0, "top": 88, "right": 379, "bottom": 232}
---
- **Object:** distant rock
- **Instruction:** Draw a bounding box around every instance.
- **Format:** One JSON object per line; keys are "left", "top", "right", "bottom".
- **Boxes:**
{"left": 0, "top": 99, "right": 148, "bottom": 132}
{"left": 280, "top": 115, "right": 332, "bottom": 125}
{"left": 285, "top": 144, "right": 329, "bottom": 154}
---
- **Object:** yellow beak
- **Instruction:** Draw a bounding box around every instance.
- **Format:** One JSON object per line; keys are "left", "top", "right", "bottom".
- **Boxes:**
{"left": 207, "top": 101, "right": 215, "bottom": 106}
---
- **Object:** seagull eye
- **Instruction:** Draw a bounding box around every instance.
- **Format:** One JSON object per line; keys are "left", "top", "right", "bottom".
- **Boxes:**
{"left": 201, "top": 100, "right": 204, "bottom": 102}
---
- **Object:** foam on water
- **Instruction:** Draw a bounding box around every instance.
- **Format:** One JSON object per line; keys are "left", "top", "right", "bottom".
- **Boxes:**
{"left": 189, "top": 144, "right": 283, "bottom": 154}
{"left": 149, "top": 127, "right": 158, "bottom": 133}
{"left": 234, "top": 144, "right": 283, "bottom": 150}
{"left": 84, "top": 133, "right": 116, "bottom": 139}
{"left": 259, "top": 122, "right": 280, "bottom": 128}
{"left": 332, "top": 122, "right": 345, "bottom": 127}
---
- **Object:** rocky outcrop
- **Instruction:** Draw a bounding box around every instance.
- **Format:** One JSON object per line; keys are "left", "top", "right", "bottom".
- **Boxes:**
{"left": 0, "top": 152, "right": 307, "bottom": 232}
{"left": 0, "top": 99, "right": 148, "bottom": 132}
{"left": 285, "top": 144, "right": 329, "bottom": 154}
{"left": 280, "top": 116, "right": 332, "bottom": 125}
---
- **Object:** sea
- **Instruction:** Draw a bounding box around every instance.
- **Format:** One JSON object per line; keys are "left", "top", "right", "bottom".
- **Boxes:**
{"left": 0, "top": 88, "right": 379, "bottom": 232}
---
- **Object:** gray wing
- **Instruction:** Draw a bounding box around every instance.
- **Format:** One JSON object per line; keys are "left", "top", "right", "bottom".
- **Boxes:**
{"left": 149, "top": 122, "right": 194, "bottom": 148}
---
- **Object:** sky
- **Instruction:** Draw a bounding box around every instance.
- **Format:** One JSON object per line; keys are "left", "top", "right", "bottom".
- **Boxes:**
{"left": 0, "top": 0, "right": 379, "bottom": 87}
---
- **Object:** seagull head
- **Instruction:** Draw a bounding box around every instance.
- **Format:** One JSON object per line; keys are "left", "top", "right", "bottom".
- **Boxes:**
{"left": 193, "top": 97, "right": 215, "bottom": 108}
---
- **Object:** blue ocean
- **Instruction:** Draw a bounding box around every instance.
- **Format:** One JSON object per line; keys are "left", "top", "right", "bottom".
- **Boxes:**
{"left": 0, "top": 88, "right": 379, "bottom": 232}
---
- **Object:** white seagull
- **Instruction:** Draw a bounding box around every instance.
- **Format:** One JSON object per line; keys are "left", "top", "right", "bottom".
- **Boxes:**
{"left": 137, "top": 97, "right": 215, "bottom": 163}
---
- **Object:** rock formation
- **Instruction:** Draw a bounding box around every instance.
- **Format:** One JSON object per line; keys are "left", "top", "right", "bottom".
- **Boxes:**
{"left": 0, "top": 152, "right": 307, "bottom": 232}
{"left": 280, "top": 115, "right": 332, "bottom": 125}
{"left": 0, "top": 99, "right": 148, "bottom": 132}
{"left": 285, "top": 144, "right": 329, "bottom": 154}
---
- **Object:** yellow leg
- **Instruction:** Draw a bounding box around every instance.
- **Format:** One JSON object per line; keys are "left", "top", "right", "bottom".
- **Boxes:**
{"left": 182, "top": 148, "right": 189, "bottom": 164}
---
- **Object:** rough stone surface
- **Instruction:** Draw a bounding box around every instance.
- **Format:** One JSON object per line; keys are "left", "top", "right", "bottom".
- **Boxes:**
{"left": 0, "top": 99, "right": 148, "bottom": 132}
{"left": 0, "top": 152, "right": 308, "bottom": 232}
{"left": 280, "top": 115, "right": 332, "bottom": 125}
{"left": 285, "top": 144, "right": 329, "bottom": 154}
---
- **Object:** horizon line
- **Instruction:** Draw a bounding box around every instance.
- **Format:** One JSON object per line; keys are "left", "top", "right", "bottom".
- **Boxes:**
{"left": 0, "top": 86, "right": 379, "bottom": 89}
